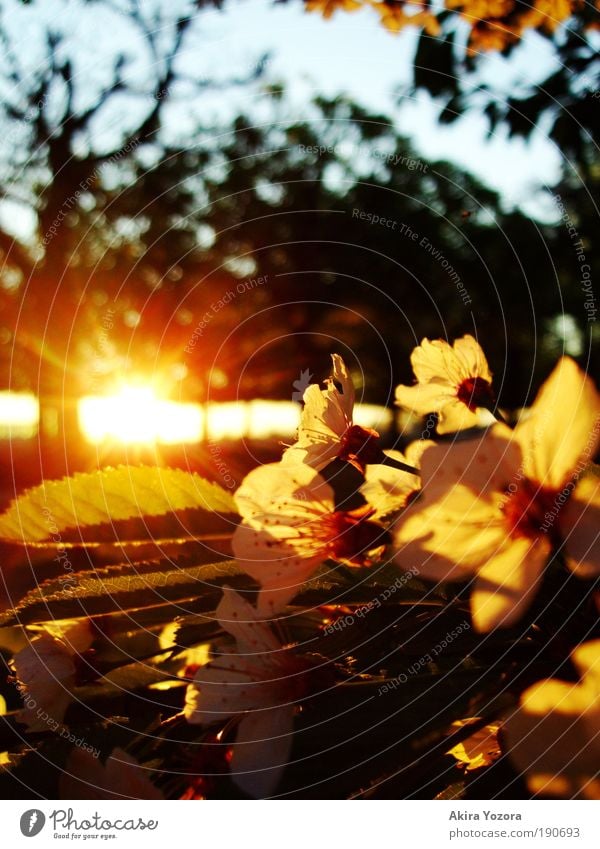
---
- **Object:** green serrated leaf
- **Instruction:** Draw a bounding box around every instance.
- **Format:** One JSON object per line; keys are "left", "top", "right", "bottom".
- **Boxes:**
{"left": 0, "top": 558, "right": 250, "bottom": 625}
{"left": 0, "top": 466, "right": 238, "bottom": 544}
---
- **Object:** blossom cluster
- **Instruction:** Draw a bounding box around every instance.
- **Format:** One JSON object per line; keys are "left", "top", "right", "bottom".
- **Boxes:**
{"left": 10, "top": 335, "right": 600, "bottom": 798}
{"left": 182, "top": 336, "right": 600, "bottom": 796}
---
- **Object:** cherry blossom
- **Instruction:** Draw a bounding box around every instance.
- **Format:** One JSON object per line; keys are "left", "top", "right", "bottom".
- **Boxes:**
{"left": 393, "top": 357, "right": 600, "bottom": 631}
{"left": 233, "top": 462, "right": 388, "bottom": 614}
{"left": 395, "top": 334, "right": 496, "bottom": 433}
{"left": 11, "top": 619, "right": 94, "bottom": 731}
{"left": 504, "top": 640, "right": 600, "bottom": 798}
{"left": 184, "top": 587, "right": 313, "bottom": 797}
{"left": 283, "top": 354, "right": 395, "bottom": 473}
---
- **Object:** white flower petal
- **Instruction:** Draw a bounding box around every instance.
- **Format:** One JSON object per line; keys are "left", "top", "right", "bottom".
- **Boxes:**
{"left": 282, "top": 355, "right": 354, "bottom": 470}
{"left": 361, "top": 451, "right": 417, "bottom": 518}
{"left": 216, "top": 587, "right": 281, "bottom": 654}
{"left": 233, "top": 524, "right": 326, "bottom": 614}
{"left": 185, "top": 656, "right": 281, "bottom": 723}
{"left": 281, "top": 433, "right": 340, "bottom": 472}
{"left": 231, "top": 706, "right": 295, "bottom": 798}
{"left": 234, "top": 463, "right": 334, "bottom": 524}
{"left": 12, "top": 626, "right": 93, "bottom": 731}
{"left": 330, "top": 353, "right": 355, "bottom": 420}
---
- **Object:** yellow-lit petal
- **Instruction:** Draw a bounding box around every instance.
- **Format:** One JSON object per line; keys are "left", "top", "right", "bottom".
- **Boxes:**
{"left": 572, "top": 640, "right": 600, "bottom": 689}
{"left": 447, "top": 721, "right": 501, "bottom": 771}
{"left": 395, "top": 379, "right": 455, "bottom": 416}
{"left": 418, "top": 426, "right": 518, "bottom": 505}
{"left": 410, "top": 335, "right": 490, "bottom": 385}
{"left": 516, "top": 357, "right": 600, "bottom": 489}
{"left": 393, "top": 482, "right": 506, "bottom": 583}
{"left": 438, "top": 401, "right": 495, "bottom": 434}
{"left": 453, "top": 334, "right": 493, "bottom": 383}
{"left": 471, "top": 535, "right": 549, "bottom": 631}
{"left": 361, "top": 450, "right": 417, "bottom": 518}
{"left": 560, "top": 474, "right": 600, "bottom": 578}
{"left": 504, "top": 676, "right": 600, "bottom": 799}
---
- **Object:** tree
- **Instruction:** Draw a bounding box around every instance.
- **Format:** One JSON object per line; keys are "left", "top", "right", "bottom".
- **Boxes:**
{"left": 0, "top": 1, "right": 596, "bottom": 412}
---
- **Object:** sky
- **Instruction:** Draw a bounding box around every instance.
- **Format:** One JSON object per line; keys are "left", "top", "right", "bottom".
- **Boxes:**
{"left": 0, "top": 0, "right": 571, "bottom": 239}
{"left": 192, "top": 0, "right": 564, "bottom": 221}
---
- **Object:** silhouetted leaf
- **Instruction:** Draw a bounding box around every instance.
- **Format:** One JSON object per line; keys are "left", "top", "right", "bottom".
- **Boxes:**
{"left": 0, "top": 558, "right": 247, "bottom": 625}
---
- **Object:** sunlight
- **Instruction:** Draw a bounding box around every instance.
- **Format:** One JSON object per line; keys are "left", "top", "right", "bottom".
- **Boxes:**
{"left": 354, "top": 402, "right": 394, "bottom": 433}
{"left": 247, "top": 401, "right": 301, "bottom": 439}
{"left": 73, "top": 389, "right": 393, "bottom": 445}
{"left": 0, "top": 391, "right": 39, "bottom": 438}
{"left": 205, "top": 401, "right": 393, "bottom": 440}
{"left": 205, "top": 402, "right": 248, "bottom": 441}
{"left": 78, "top": 384, "right": 204, "bottom": 444}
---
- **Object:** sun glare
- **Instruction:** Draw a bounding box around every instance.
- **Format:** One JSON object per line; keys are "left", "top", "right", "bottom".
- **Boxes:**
{"left": 59, "top": 387, "right": 392, "bottom": 446}
{"left": 0, "top": 392, "right": 40, "bottom": 438}
{"left": 78, "top": 384, "right": 204, "bottom": 445}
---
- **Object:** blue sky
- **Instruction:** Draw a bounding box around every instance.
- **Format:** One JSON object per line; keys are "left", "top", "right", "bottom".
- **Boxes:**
{"left": 191, "top": 0, "right": 564, "bottom": 220}
{"left": 0, "top": 0, "right": 570, "bottom": 237}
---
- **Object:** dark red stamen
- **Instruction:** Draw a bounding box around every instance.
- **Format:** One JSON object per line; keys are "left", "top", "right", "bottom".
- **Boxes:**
{"left": 456, "top": 377, "right": 495, "bottom": 412}
{"left": 326, "top": 508, "right": 389, "bottom": 566}
{"left": 338, "top": 424, "right": 383, "bottom": 470}
{"left": 502, "top": 479, "right": 564, "bottom": 547}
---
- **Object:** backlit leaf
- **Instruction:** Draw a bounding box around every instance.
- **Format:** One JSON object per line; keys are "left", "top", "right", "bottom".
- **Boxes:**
{"left": 0, "top": 466, "right": 238, "bottom": 544}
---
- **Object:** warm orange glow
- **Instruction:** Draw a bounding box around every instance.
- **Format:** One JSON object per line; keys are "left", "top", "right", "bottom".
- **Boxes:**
{"left": 0, "top": 391, "right": 39, "bottom": 438}
{"left": 78, "top": 384, "right": 203, "bottom": 445}
{"left": 354, "top": 403, "right": 393, "bottom": 433}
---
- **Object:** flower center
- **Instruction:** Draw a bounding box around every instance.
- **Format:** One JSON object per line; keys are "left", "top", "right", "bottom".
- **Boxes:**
{"left": 456, "top": 376, "right": 494, "bottom": 412}
{"left": 338, "top": 424, "right": 383, "bottom": 469}
{"left": 501, "top": 479, "right": 564, "bottom": 546}
{"left": 321, "top": 507, "right": 388, "bottom": 566}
